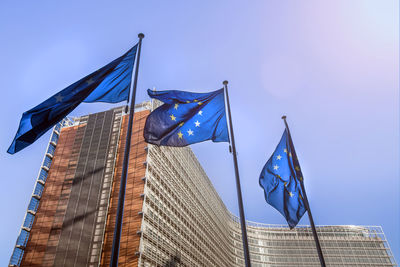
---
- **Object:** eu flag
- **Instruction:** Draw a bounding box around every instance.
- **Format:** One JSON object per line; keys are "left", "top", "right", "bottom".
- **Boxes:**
{"left": 8, "top": 44, "right": 138, "bottom": 154}
{"left": 144, "top": 88, "right": 229, "bottom": 146}
{"left": 259, "top": 129, "right": 307, "bottom": 228}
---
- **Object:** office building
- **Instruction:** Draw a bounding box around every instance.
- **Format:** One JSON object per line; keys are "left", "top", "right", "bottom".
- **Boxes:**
{"left": 9, "top": 104, "right": 397, "bottom": 266}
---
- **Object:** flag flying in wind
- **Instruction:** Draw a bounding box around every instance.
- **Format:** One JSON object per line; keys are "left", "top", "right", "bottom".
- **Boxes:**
{"left": 144, "top": 88, "right": 229, "bottom": 146}
{"left": 259, "top": 129, "right": 307, "bottom": 228}
{"left": 8, "top": 44, "right": 138, "bottom": 154}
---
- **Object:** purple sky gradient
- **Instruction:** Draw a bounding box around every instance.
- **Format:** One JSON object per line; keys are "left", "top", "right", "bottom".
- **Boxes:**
{"left": 0, "top": 0, "right": 398, "bottom": 264}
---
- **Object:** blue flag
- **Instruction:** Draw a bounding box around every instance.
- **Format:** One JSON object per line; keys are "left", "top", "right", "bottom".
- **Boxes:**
{"left": 259, "top": 129, "right": 307, "bottom": 228}
{"left": 8, "top": 44, "right": 138, "bottom": 154}
{"left": 144, "top": 88, "right": 229, "bottom": 146}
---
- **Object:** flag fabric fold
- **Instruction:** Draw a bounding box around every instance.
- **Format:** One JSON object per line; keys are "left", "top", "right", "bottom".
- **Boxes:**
{"left": 259, "top": 129, "right": 307, "bottom": 228}
{"left": 144, "top": 88, "right": 229, "bottom": 146}
{"left": 8, "top": 44, "right": 138, "bottom": 154}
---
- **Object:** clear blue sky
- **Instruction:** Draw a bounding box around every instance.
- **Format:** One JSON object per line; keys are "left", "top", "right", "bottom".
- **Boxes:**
{"left": 0, "top": 0, "right": 398, "bottom": 264}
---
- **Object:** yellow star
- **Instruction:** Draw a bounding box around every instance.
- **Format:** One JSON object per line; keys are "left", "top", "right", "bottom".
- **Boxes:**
{"left": 177, "top": 131, "right": 183, "bottom": 139}
{"left": 289, "top": 152, "right": 292, "bottom": 157}
{"left": 198, "top": 102, "right": 203, "bottom": 105}
{"left": 86, "top": 78, "right": 95, "bottom": 85}
{"left": 298, "top": 176, "right": 303, "bottom": 181}
{"left": 295, "top": 166, "right": 300, "bottom": 171}
{"left": 174, "top": 103, "right": 179, "bottom": 110}
{"left": 284, "top": 182, "right": 287, "bottom": 187}
{"left": 299, "top": 192, "right": 303, "bottom": 200}
{"left": 170, "top": 114, "right": 176, "bottom": 121}
{"left": 179, "top": 122, "right": 184, "bottom": 127}
{"left": 54, "top": 94, "right": 64, "bottom": 103}
{"left": 284, "top": 148, "right": 288, "bottom": 153}
{"left": 193, "top": 99, "right": 198, "bottom": 102}
{"left": 289, "top": 192, "right": 294, "bottom": 197}
{"left": 186, "top": 100, "right": 190, "bottom": 103}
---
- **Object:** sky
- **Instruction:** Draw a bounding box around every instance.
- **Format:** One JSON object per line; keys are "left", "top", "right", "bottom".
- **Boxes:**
{"left": 0, "top": 0, "right": 398, "bottom": 264}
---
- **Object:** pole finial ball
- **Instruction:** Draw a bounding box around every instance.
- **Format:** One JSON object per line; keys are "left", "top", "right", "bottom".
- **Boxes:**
{"left": 138, "top": 33, "right": 145, "bottom": 38}
{"left": 223, "top": 80, "right": 229, "bottom": 85}
{"left": 281, "top": 115, "right": 287, "bottom": 120}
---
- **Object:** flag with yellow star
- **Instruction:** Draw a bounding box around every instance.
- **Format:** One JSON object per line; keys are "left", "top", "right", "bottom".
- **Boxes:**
{"left": 8, "top": 44, "right": 138, "bottom": 154}
{"left": 144, "top": 88, "right": 229, "bottom": 146}
{"left": 259, "top": 129, "right": 306, "bottom": 228}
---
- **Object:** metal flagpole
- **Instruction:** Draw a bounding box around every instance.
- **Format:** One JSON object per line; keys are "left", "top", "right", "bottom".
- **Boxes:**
{"left": 223, "top": 81, "right": 251, "bottom": 267}
{"left": 110, "top": 33, "right": 145, "bottom": 267}
{"left": 281, "top": 116, "right": 326, "bottom": 267}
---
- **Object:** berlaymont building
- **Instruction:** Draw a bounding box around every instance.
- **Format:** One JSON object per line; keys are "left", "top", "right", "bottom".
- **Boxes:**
{"left": 9, "top": 102, "right": 397, "bottom": 267}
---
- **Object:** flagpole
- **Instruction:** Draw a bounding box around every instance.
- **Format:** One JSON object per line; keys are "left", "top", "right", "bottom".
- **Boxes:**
{"left": 110, "top": 33, "right": 144, "bottom": 267}
{"left": 281, "top": 116, "right": 326, "bottom": 267}
{"left": 223, "top": 81, "right": 251, "bottom": 267}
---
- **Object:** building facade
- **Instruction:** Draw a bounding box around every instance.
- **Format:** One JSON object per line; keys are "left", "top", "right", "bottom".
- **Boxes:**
{"left": 9, "top": 104, "right": 397, "bottom": 267}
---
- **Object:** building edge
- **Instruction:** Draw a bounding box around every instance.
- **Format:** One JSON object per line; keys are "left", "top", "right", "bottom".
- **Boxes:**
{"left": 8, "top": 118, "right": 74, "bottom": 267}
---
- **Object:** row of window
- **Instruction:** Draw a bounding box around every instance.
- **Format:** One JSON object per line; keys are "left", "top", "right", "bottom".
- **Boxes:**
{"left": 140, "top": 146, "right": 236, "bottom": 266}
{"left": 88, "top": 110, "right": 122, "bottom": 265}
